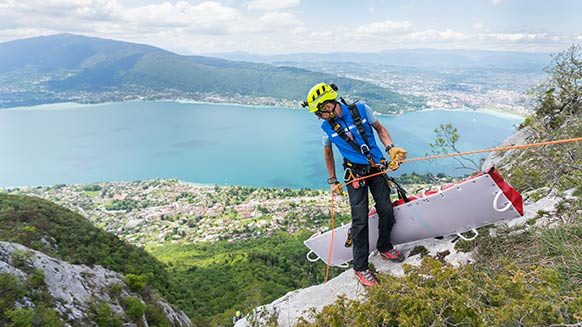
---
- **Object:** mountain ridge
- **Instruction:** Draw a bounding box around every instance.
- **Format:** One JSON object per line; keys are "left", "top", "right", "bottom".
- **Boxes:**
{"left": 0, "top": 33, "right": 423, "bottom": 112}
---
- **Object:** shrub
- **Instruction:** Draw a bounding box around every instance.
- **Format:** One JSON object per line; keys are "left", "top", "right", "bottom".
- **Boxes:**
{"left": 296, "top": 257, "right": 582, "bottom": 327}
{"left": 5, "top": 308, "right": 33, "bottom": 327}
{"left": 125, "top": 274, "right": 145, "bottom": 294}
{"left": 145, "top": 303, "right": 172, "bottom": 327}
{"left": 28, "top": 269, "right": 46, "bottom": 289}
{"left": 0, "top": 273, "right": 25, "bottom": 316}
{"left": 121, "top": 296, "right": 146, "bottom": 322}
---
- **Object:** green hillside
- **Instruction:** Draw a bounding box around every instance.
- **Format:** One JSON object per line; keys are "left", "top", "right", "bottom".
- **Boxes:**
{"left": 0, "top": 192, "right": 346, "bottom": 326}
{"left": 0, "top": 193, "right": 170, "bottom": 291}
{"left": 0, "top": 34, "right": 424, "bottom": 113}
{"left": 146, "top": 231, "right": 345, "bottom": 326}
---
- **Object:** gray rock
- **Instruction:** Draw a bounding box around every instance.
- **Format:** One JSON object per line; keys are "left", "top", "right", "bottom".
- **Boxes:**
{"left": 0, "top": 241, "right": 192, "bottom": 326}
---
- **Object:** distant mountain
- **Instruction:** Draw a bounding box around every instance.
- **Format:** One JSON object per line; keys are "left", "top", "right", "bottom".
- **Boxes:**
{"left": 0, "top": 34, "right": 423, "bottom": 113}
{"left": 212, "top": 48, "right": 552, "bottom": 71}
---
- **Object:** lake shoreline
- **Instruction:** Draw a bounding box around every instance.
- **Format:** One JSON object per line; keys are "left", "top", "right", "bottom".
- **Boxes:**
{"left": 0, "top": 101, "right": 522, "bottom": 189}
{"left": 2, "top": 99, "right": 528, "bottom": 120}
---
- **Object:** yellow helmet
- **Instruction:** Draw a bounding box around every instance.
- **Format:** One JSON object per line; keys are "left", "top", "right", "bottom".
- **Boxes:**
{"left": 305, "top": 82, "right": 338, "bottom": 113}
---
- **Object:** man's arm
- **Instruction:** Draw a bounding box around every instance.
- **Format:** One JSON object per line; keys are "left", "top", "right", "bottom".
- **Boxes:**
{"left": 323, "top": 145, "right": 336, "bottom": 180}
{"left": 371, "top": 120, "right": 394, "bottom": 148}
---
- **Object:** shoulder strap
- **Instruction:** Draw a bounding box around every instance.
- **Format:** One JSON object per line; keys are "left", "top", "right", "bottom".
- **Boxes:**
{"left": 347, "top": 103, "right": 370, "bottom": 146}
{"left": 328, "top": 118, "right": 362, "bottom": 154}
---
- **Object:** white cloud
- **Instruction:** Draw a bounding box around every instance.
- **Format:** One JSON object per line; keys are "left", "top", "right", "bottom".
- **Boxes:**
{"left": 0, "top": 0, "right": 575, "bottom": 54}
{"left": 259, "top": 12, "right": 298, "bottom": 28}
{"left": 246, "top": 0, "right": 300, "bottom": 11}
{"left": 122, "top": 1, "right": 238, "bottom": 30}
{"left": 356, "top": 20, "right": 413, "bottom": 35}
{"left": 405, "top": 29, "right": 469, "bottom": 41}
{"left": 489, "top": 32, "right": 547, "bottom": 42}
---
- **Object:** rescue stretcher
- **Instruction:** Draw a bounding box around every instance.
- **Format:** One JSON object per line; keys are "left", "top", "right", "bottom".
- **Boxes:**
{"left": 304, "top": 167, "right": 524, "bottom": 267}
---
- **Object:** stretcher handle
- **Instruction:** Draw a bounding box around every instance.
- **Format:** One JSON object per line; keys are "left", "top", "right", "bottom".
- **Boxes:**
{"left": 306, "top": 250, "right": 320, "bottom": 262}
{"left": 456, "top": 227, "right": 478, "bottom": 241}
{"left": 493, "top": 190, "right": 512, "bottom": 212}
{"left": 421, "top": 186, "right": 443, "bottom": 198}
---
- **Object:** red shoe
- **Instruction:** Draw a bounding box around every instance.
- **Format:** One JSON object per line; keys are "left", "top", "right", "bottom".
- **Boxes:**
{"left": 354, "top": 269, "right": 377, "bottom": 287}
{"left": 379, "top": 248, "right": 405, "bottom": 262}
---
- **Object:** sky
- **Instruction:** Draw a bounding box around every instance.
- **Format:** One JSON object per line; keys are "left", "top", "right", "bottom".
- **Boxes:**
{"left": 0, "top": 0, "right": 580, "bottom": 55}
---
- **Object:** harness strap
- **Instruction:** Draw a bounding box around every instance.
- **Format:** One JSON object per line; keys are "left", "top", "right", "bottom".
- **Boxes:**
{"left": 386, "top": 175, "right": 409, "bottom": 202}
{"left": 345, "top": 101, "right": 370, "bottom": 146}
{"left": 328, "top": 100, "right": 377, "bottom": 167}
{"left": 330, "top": 99, "right": 409, "bottom": 202}
{"left": 328, "top": 118, "right": 373, "bottom": 159}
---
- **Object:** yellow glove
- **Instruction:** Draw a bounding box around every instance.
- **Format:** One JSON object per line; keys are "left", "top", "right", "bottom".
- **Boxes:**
{"left": 388, "top": 160, "right": 400, "bottom": 170}
{"left": 388, "top": 146, "right": 408, "bottom": 162}
{"left": 387, "top": 145, "right": 407, "bottom": 171}
{"left": 331, "top": 181, "right": 344, "bottom": 196}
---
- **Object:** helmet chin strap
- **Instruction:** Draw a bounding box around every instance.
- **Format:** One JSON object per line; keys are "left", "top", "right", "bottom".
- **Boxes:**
{"left": 327, "top": 101, "right": 337, "bottom": 119}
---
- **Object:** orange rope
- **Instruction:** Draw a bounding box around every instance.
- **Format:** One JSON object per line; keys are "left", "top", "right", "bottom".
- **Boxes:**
{"left": 323, "top": 136, "right": 582, "bottom": 282}
{"left": 401, "top": 137, "right": 582, "bottom": 163}
{"left": 325, "top": 192, "right": 335, "bottom": 282}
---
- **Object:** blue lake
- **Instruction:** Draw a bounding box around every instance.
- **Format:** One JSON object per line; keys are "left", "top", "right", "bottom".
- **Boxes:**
{"left": 0, "top": 101, "right": 523, "bottom": 189}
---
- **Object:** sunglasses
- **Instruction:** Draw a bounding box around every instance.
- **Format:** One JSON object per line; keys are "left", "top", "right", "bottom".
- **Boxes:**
{"left": 317, "top": 101, "right": 331, "bottom": 111}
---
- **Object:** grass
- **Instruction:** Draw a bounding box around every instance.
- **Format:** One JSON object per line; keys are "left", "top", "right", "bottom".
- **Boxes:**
{"left": 83, "top": 191, "right": 101, "bottom": 197}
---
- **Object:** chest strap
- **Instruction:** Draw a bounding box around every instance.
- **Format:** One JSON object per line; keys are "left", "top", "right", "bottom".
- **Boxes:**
{"left": 328, "top": 103, "right": 376, "bottom": 167}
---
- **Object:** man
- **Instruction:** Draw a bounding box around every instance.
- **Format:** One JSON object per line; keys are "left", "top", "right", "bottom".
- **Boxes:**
{"left": 302, "top": 82, "right": 408, "bottom": 287}
{"left": 232, "top": 310, "right": 242, "bottom": 325}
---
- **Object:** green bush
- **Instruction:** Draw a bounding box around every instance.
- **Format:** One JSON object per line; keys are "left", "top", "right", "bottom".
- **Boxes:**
{"left": 0, "top": 273, "right": 25, "bottom": 317}
{"left": 95, "top": 303, "right": 123, "bottom": 327}
{"left": 145, "top": 303, "right": 172, "bottom": 327}
{"left": 125, "top": 274, "right": 145, "bottom": 294}
{"left": 5, "top": 308, "right": 33, "bottom": 327}
{"left": 28, "top": 269, "right": 46, "bottom": 289}
{"left": 108, "top": 282, "right": 124, "bottom": 299}
{"left": 296, "top": 258, "right": 582, "bottom": 327}
{"left": 121, "top": 296, "right": 145, "bottom": 322}
{"left": 30, "top": 305, "right": 63, "bottom": 327}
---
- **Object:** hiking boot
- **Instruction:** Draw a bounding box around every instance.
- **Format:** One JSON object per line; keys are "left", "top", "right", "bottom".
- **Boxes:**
{"left": 354, "top": 269, "right": 377, "bottom": 287}
{"left": 379, "top": 248, "right": 405, "bottom": 263}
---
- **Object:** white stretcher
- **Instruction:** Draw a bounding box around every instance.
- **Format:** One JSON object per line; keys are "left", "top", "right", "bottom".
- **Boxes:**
{"left": 304, "top": 168, "right": 524, "bottom": 267}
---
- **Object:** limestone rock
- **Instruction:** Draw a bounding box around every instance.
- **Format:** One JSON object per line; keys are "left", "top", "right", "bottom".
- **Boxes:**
{"left": 0, "top": 241, "right": 192, "bottom": 327}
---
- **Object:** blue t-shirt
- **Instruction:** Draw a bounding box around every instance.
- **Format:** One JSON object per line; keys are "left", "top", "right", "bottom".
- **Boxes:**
{"left": 321, "top": 104, "right": 377, "bottom": 146}
{"left": 320, "top": 103, "right": 383, "bottom": 165}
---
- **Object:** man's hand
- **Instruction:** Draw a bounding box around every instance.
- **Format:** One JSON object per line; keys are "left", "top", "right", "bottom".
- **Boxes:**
{"left": 388, "top": 146, "right": 408, "bottom": 162}
{"left": 386, "top": 145, "right": 407, "bottom": 171}
{"left": 330, "top": 181, "right": 344, "bottom": 196}
{"left": 388, "top": 160, "right": 400, "bottom": 170}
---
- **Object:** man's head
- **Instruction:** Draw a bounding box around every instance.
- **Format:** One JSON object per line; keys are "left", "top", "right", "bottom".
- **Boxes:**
{"left": 303, "top": 82, "right": 338, "bottom": 118}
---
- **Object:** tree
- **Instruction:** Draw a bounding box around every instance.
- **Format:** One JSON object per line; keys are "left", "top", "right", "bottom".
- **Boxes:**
{"left": 510, "top": 45, "right": 582, "bottom": 193}
{"left": 428, "top": 123, "right": 483, "bottom": 172}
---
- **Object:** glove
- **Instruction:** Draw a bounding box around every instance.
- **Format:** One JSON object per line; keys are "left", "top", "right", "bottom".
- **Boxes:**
{"left": 387, "top": 145, "right": 407, "bottom": 171}
{"left": 388, "top": 146, "right": 408, "bottom": 162}
{"left": 388, "top": 160, "right": 400, "bottom": 170}
{"left": 331, "top": 181, "right": 344, "bottom": 196}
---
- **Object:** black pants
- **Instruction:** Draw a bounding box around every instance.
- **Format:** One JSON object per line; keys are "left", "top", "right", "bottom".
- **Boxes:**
{"left": 347, "top": 172, "right": 395, "bottom": 271}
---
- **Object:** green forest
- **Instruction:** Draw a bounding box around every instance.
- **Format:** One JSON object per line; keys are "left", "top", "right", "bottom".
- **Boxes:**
{"left": 146, "top": 231, "right": 346, "bottom": 326}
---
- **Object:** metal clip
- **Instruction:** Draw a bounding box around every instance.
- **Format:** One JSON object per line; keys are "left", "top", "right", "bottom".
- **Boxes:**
{"left": 360, "top": 144, "right": 370, "bottom": 155}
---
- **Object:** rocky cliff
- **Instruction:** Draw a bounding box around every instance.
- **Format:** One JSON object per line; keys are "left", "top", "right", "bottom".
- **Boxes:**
{"left": 0, "top": 241, "right": 191, "bottom": 327}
